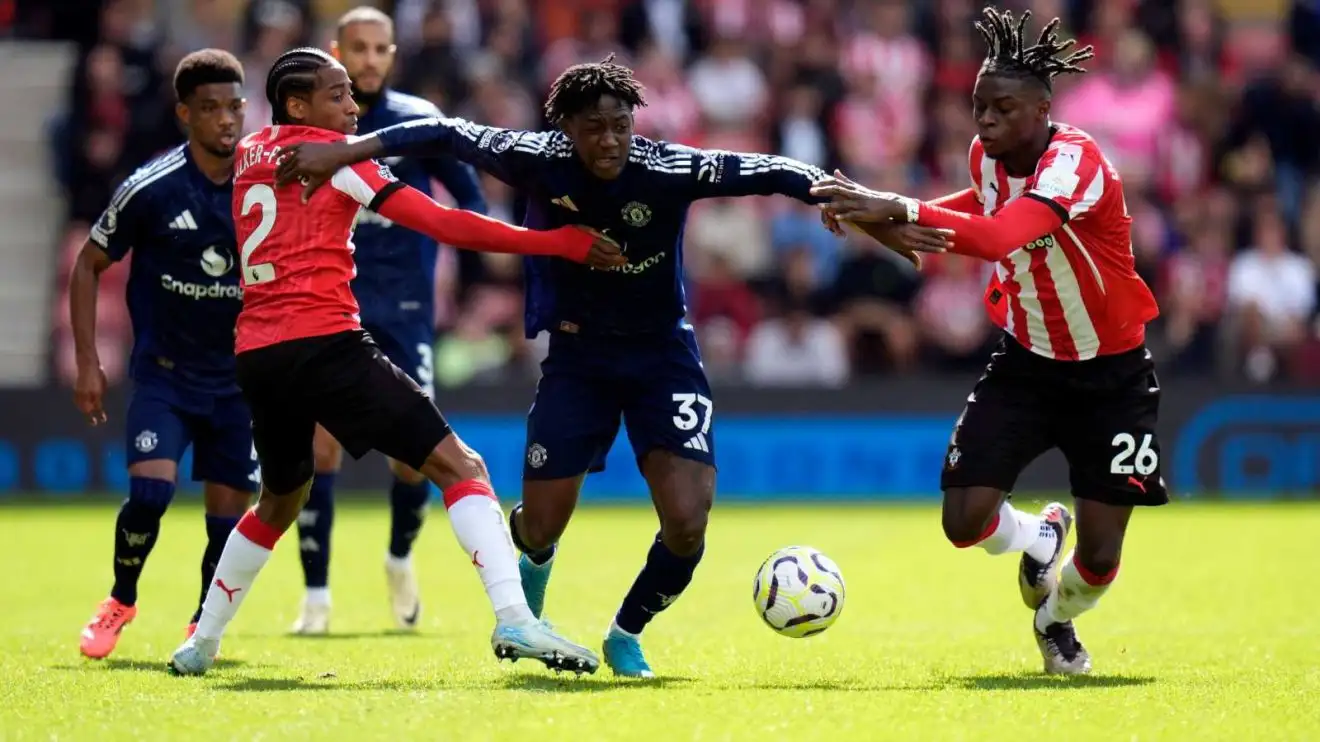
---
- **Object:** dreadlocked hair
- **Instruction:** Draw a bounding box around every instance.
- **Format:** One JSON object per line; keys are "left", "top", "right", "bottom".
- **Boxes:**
{"left": 544, "top": 54, "right": 647, "bottom": 125}
{"left": 266, "top": 47, "right": 336, "bottom": 124}
{"left": 975, "top": 7, "right": 1093, "bottom": 92}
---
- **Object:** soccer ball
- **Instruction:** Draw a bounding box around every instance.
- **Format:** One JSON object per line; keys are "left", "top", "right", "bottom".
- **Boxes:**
{"left": 752, "top": 546, "right": 845, "bottom": 638}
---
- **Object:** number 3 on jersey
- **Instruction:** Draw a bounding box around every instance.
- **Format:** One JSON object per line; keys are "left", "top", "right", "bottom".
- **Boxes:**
{"left": 240, "top": 184, "right": 278, "bottom": 285}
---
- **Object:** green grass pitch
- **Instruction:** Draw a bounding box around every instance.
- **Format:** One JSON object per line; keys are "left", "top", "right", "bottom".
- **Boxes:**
{"left": 2, "top": 498, "right": 1318, "bottom": 741}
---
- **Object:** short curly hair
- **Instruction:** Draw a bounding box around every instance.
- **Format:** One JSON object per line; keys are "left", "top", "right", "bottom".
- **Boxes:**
{"left": 173, "top": 49, "right": 244, "bottom": 102}
{"left": 544, "top": 54, "right": 647, "bottom": 124}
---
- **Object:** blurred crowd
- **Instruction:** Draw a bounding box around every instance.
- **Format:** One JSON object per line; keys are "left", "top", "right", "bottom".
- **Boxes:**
{"left": 20, "top": 0, "right": 1320, "bottom": 387}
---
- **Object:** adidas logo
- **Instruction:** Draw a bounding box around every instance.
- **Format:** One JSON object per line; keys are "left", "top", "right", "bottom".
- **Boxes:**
{"left": 682, "top": 433, "right": 710, "bottom": 453}
{"left": 169, "top": 210, "right": 199, "bottom": 230}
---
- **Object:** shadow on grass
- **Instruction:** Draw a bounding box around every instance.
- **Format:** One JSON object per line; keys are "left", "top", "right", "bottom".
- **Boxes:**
{"left": 212, "top": 673, "right": 698, "bottom": 694}
{"left": 499, "top": 674, "right": 697, "bottom": 693}
{"left": 737, "top": 679, "right": 944, "bottom": 692}
{"left": 283, "top": 630, "right": 429, "bottom": 641}
{"left": 944, "top": 672, "right": 1157, "bottom": 691}
{"left": 52, "top": 657, "right": 251, "bottom": 672}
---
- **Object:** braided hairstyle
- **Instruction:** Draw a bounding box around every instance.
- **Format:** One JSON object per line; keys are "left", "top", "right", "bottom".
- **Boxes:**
{"left": 976, "top": 7, "right": 1093, "bottom": 94}
{"left": 266, "top": 47, "right": 337, "bottom": 124}
{"left": 544, "top": 54, "right": 647, "bottom": 125}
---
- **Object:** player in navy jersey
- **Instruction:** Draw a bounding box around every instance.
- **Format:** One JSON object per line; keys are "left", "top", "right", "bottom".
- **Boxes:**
{"left": 277, "top": 56, "right": 944, "bottom": 678}
{"left": 70, "top": 50, "right": 259, "bottom": 659}
{"left": 288, "top": 6, "right": 491, "bottom": 637}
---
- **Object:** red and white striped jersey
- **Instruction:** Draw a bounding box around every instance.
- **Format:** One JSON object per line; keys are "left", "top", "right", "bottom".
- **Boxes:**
{"left": 968, "top": 123, "right": 1159, "bottom": 361}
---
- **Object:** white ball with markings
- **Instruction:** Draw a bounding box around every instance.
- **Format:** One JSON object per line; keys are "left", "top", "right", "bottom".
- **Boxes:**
{"left": 752, "top": 546, "right": 846, "bottom": 638}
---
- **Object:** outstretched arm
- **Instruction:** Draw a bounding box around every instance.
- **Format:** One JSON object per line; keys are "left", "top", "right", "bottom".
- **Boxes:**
{"left": 929, "top": 188, "right": 983, "bottom": 214}
{"left": 677, "top": 146, "right": 829, "bottom": 203}
{"left": 911, "top": 197, "right": 1062, "bottom": 261}
{"left": 276, "top": 118, "right": 554, "bottom": 196}
{"left": 329, "top": 162, "right": 623, "bottom": 268}
{"left": 812, "top": 180, "right": 1062, "bottom": 263}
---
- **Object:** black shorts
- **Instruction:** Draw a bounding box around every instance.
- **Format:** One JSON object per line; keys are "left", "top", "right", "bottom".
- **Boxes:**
{"left": 941, "top": 334, "right": 1169, "bottom": 507}
{"left": 235, "top": 330, "right": 451, "bottom": 493}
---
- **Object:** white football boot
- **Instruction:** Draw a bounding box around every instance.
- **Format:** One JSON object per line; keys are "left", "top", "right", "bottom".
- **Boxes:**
{"left": 385, "top": 557, "right": 422, "bottom": 630}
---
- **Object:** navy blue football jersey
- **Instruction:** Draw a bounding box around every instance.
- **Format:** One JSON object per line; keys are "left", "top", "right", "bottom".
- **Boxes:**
{"left": 373, "top": 118, "right": 828, "bottom": 337}
{"left": 89, "top": 145, "right": 242, "bottom": 395}
{"left": 351, "top": 90, "right": 486, "bottom": 327}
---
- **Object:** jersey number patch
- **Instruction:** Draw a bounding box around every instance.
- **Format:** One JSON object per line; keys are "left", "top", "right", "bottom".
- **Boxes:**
{"left": 1109, "top": 433, "right": 1158, "bottom": 476}
{"left": 672, "top": 393, "right": 713, "bottom": 433}
{"left": 240, "top": 184, "right": 278, "bottom": 285}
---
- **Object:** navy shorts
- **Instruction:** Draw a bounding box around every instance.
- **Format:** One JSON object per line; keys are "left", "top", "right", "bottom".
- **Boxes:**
{"left": 364, "top": 318, "right": 435, "bottom": 399}
{"left": 125, "top": 382, "right": 260, "bottom": 492}
{"left": 524, "top": 326, "right": 715, "bottom": 480}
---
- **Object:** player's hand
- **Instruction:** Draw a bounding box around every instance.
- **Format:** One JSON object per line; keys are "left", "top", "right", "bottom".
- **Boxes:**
{"left": 862, "top": 222, "right": 954, "bottom": 254}
{"left": 811, "top": 169, "right": 911, "bottom": 223}
{"left": 855, "top": 222, "right": 954, "bottom": 270}
{"left": 275, "top": 142, "right": 345, "bottom": 202}
{"left": 74, "top": 363, "right": 108, "bottom": 426}
{"left": 819, "top": 204, "right": 846, "bottom": 237}
{"left": 575, "top": 227, "right": 628, "bottom": 270}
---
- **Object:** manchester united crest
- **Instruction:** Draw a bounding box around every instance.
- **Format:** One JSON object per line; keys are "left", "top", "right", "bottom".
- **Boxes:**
{"left": 621, "top": 201, "right": 652, "bottom": 227}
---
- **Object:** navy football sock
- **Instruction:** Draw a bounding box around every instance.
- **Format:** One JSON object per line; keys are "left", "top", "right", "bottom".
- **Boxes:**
{"left": 508, "top": 503, "right": 555, "bottom": 565}
{"left": 388, "top": 477, "right": 431, "bottom": 559}
{"left": 297, "top": 473, "right": 336, "bottom": 589}
{"left": 614, "top": 535, "right": 705, "bottom": 635}
{"left": 193, "top": 514, "right": 240, "bottom": 624}
{"left": 110, "top": 477, "right": 175, "bottom": 606}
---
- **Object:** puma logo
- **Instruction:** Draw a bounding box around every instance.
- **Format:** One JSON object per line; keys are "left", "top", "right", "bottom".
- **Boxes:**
{"left": 471, "top": 551, "right": 484, "bottom": 568}
{"left": 215, "top": 579, "right": 243, "bottom": 603}
{"left": 1127, "top": 476, "right": 1147, "bottom": 494}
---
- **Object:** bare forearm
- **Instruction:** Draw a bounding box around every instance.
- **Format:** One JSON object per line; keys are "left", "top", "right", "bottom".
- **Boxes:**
{"left": 68, "top": 257, "right": 101, "bottom": 369}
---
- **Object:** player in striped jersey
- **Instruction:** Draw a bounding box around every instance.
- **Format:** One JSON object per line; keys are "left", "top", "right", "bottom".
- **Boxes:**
{"left": 289, "top": 5, "right": 493, "bottom": 639}
{"left": 70, "top": 50, "right": 259, "bottom": 659}
{"left": 273, "top": 55, "right": 918, "bottom": 678}
{"left": 812, "top": 8, "right": 1166, "bottom": 675}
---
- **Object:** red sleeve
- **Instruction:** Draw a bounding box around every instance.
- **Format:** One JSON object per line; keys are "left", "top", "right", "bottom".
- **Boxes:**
{"left": 374, "top": 185, "right": 591, "bottom": 260}
{"left": 916, "top": 196, "right": 1063, "bottom": 262}
{"left": 928, "top": 188, "right": 982, "bottom": 214}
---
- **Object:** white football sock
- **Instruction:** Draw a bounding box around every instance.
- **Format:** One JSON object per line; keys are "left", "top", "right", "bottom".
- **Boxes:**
{"left": 195, "top": 515, "right": 278, "bottom": 641}
{"left": 978, "top": 500, "right": 1054, "bottom": 557}
{"left": 1037, "top": 551, "right": 1116, "bottom": 630}
{"left": 304, "top": 587, "right": 330, "bottom": 606}
{"left": 443, "top": 480, "right": 534, "bottom": 624}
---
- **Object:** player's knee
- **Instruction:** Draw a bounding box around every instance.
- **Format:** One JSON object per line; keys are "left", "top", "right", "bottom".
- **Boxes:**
{"left": 203, "top": 484, "right": 252, "bottom": 517}
{"left": 660, "top": 507, "right": 708, "bottom": 556}
{"left": 1073, "top": 540, "right": 1122, "bottom": 578}
{"left": 264, "top": 459, "right": 314, "bottom": 499}
{"left": 517, "top": 511, "right": 565, "bottom": 552}
{"left": 387, "top": 458, "right": 427, "bottom": 485}
{"left": 941, "top": 504, "right": 986, "bottom": 546}
{"left": 941, "top": 487, "right": 1002, "bottom": 547}
{"left": 312, "top": 429, "right": 343, "bottom": 473}
{"left": 454, "top": 448, "right": 488, "bottom": 483}
{"left": 431, "top": 435, "right": 489, "bottom": 483}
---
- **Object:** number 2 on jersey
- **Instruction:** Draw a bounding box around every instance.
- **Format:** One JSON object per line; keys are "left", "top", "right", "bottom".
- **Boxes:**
{"left": 240, "top": 184, "right": 278, "bottom": 285}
